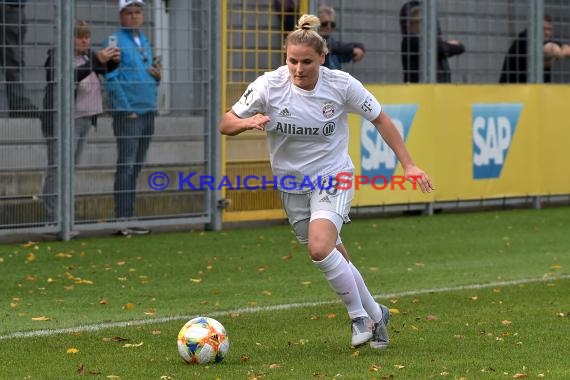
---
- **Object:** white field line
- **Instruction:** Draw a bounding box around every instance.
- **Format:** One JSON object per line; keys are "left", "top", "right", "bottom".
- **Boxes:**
{"left": 1, "top": 274, "right": 568, "bottom": 341}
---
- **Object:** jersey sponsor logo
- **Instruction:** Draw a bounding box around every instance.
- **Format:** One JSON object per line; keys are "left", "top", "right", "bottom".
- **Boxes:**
{"left": 318, "top": 195, "right": 331, "bottom": 203}
{"left": 322, "top": 122, "right": 335, "bottom": 136}
{"left": 322, "top": 102, "right": 336, "bottom": 118}
{"left": 239, "top": 87, "right": 254, "bottom": 106}
{"left": 360, "top": 104, "right": 417, "bottom": 179}
{"left": 361, "top": 97, "right": 374, "bottom": 113}
{"left": 278, "top": 107, "right": 291, "bottom": 117}
{"left": 472, "top": 103, "right": 522, "bottom": 179}
{"left": 275, "top": 121, "right": 319, "bottom": 135}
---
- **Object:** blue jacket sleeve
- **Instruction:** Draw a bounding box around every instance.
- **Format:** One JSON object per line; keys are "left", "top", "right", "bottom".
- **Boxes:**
{"left": 102, "top": 35, "right": 131, "bottom": 112}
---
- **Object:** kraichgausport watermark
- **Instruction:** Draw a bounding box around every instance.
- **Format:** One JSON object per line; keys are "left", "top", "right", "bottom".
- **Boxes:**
{"left": 147, "top": 171, "right": 422, "bottom": 191}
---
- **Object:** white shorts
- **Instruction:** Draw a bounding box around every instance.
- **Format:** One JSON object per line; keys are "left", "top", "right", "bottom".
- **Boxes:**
{"left": 280, "top": 175, "right": 354, "bottom": 244}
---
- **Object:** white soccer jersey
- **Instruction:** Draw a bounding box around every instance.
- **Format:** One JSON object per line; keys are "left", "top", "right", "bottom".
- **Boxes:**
{"left": 232, "top": 65, "right": 382, "bottom": 193}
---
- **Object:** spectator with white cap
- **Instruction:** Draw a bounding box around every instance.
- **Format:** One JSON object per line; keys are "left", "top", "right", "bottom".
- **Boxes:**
{"left": 103, "top": 0, "right": 161, "bottom": 235}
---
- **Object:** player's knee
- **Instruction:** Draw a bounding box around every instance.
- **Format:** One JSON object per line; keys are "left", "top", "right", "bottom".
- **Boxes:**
{"left": 307, "top": 234, "right": 334, "bottom": 261}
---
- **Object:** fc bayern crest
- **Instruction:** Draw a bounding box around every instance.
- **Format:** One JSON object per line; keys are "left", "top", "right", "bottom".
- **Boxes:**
{"left": 322, "top": 102, "right": 336, "bottom": 118}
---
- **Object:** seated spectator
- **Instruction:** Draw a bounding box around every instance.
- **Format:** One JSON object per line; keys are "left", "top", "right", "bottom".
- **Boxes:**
{"left": 318, "top": 5, "right": 365, "bottom": 70}
{"left": 399, "top": 1, "right": 465, "bottom": 83}
{"left": 499, "top": 14, "right": 570, "bottom": 83}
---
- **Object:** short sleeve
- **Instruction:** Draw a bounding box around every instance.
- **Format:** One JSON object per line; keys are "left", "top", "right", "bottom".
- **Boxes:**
{"left": 232, "top": 75, "right": 268, "bottom": 118}
{"left": 345, "top": 75, "right": 382, "bottom": 121}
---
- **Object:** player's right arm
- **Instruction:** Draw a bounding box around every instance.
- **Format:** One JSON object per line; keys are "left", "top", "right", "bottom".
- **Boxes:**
{"left": 219, "top": 110, "right": 270, "bottom": 136}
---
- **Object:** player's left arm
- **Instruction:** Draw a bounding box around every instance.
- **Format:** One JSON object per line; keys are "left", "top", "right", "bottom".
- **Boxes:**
{"left": 370, "top": 111, "right": 435, "bottom": 193}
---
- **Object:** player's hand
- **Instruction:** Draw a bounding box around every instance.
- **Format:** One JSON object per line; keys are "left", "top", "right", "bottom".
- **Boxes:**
{"left": 247, "top": 113, "right": 270, "bottom": 131}
{"left": 404, "top": 165, "right": 435, "bottom": 193}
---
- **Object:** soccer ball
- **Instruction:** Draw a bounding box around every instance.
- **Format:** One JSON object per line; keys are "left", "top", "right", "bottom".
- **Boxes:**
{"left": 177, "top": 317, "right": 229, "bottom": 364}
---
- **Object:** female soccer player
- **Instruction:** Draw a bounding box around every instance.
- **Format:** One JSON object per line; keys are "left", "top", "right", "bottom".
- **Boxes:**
{"left": 219, "top": 14, "right": 434, "bottom": 349}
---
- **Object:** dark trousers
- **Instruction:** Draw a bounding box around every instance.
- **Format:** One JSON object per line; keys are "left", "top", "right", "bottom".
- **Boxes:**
{"left": 112, "top": 112, "right": 155, "bottom": 219}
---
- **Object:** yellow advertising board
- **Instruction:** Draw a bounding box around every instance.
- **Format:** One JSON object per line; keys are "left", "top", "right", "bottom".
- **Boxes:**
{"left": 351, "top": 85, "right": 570, "bottom": 207}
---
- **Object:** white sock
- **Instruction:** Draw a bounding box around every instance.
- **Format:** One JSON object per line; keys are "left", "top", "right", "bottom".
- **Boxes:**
{"left": 349, "top": 262, "right": 383, "bottom": 323}
{"left": 313, "top": 248, "right": 367, "bottom": 319}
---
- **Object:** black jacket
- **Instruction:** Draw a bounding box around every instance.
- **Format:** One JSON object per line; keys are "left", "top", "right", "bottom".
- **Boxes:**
{"left": 498, "top": 29, "right": 559, "bottom": 83}
{"left": 399, "top": 0, "right": 465, "bottom": 83}
{"left": 40, "top": 48, "right": 119, "bottom": 137}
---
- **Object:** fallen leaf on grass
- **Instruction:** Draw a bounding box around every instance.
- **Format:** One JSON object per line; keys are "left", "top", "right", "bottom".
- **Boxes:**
{"left": 389, "top": 308, "right": 400, "bottom": 315}
{"left": 55, "top": 252, "right": 72, "bottom": 258}
{"left": 369, "top": 364, "right": 382, "bottom": 372}
{"left": 550, "top": 264, "right": 562, "bottom": 270}
{"left": 470, "top": 296, "right": 478, "bottom": 301}
{"left": 100, "top": 299, "right": 108, "bottom": 305}
{"left": 513, "top": 374, "right": 528, "bottom": 379}
{"left": 22, "top": 241, "right": 38, "bottom": 248}
{"left": 26, "top": 253, "right": 37, "bottom": 262}
{"left": 351, "top": 351, "right": 360, "bottom": 357}
{"left": 501, "top": 320, "right": 512, "bottom": 326}
{"left": 394, "top": 364, "right": 405, "bottom": 369}
{"left": 66, "top": 347, "right": 79, "bottom": 354}
{"left": 426, "top": 314, "right": 438, "bottom": 321}
{"left": 262, "top": 290, "right": 272, "bottom": 296}
{"left": 122, "top": 302, "right": 136, "bottom": 310}
{"left": 102, "top": 336, "right": 129, "bottom": 342}
{"left": 269, "top": 363, "right": 280, "bottom": 369}
{"left": 326, "top": 313, "right": 336, "bottom": 319}
{"left": 240, "top": 354, "right": 249, "bottom": 362}
{"left": 31, "top": 316, "right": 50, "bottom": 321}
{"left": 76, "top": 364, "right": 85, "bottom": 374}
{"left": 122, "top": 342, "right": 144, "bottom": 348}
{"left": 190, "top": 278, "right": 202, "bottom": 283}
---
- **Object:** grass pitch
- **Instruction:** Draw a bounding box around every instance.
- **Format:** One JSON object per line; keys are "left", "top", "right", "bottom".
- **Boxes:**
{"left": 1, "top": 207, "right": 569, "bottom": 379}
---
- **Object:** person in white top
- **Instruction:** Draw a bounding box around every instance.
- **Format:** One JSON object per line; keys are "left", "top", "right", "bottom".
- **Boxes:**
{"left": 220, "top": 14, "right": 434, "bottom": 349}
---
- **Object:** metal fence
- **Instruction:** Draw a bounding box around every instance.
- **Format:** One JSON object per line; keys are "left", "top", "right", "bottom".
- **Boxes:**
{"left": 0, "top": 0, "right": 221, "bottom": 239}
{"left": 323, "top": 0, "right": 570, "bottom": 84}
{"left": 2, "top": 1, "right": 569, "bottom": 239}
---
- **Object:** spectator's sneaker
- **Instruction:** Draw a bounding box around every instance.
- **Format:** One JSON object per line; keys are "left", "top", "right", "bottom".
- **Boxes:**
{"left": 114, "top": 227, "right": 150, "bottom": 236}
{"left": 129, "top": 227, "right": 150, "bottom": 235}
{"left": 370, "top": 304, "right": 390, "bottom": 349}
{"left": 351, "top": 316, "right": 372, "bottom": 347}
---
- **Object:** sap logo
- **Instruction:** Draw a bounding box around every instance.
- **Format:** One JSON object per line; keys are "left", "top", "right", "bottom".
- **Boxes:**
{"left": 361, "top": 104, "right": 417, "bottom": 178}
{"left": 472, "top": 104, "right": 522, "bottom": 179}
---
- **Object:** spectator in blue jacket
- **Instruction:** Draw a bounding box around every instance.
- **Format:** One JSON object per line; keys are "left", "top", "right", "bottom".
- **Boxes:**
{"left": 318, "top": 5, "right": 365, "bottom": 70}
{"left": 104, "top": 0, "right": 161, "bottom": 235}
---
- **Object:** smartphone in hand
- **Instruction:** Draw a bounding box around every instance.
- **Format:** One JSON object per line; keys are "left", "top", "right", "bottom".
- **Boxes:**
{"left": 108, "top": 35, "right": 118, "bottom": 49}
